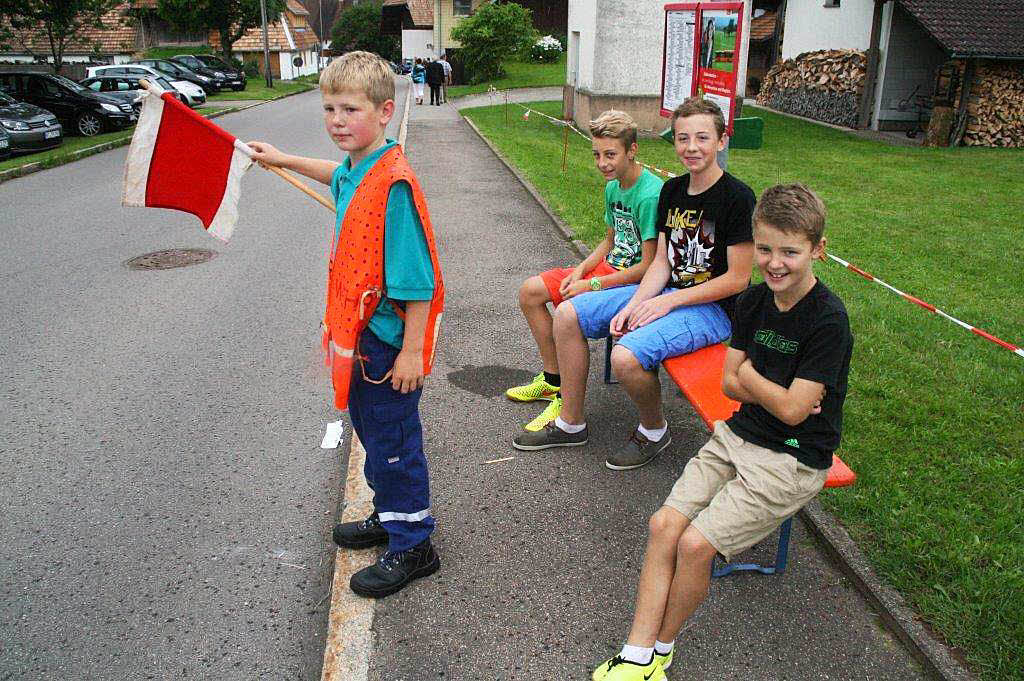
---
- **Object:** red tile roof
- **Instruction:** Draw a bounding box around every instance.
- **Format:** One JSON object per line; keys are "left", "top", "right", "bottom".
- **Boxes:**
{"left": 749, "top": 11, "right": 776, "bottom": 42}
{"left": 210, "top": 5, "right": 318, "bottom": 53}
{"left": 383, "top": 0, "right": 434, "bottom": 28}
{"left": 3, "top": 1, "right": 138, "bottom": 55}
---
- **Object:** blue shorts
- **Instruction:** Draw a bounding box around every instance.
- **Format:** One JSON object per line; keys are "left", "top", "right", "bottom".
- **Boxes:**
{"left": 567, "top": 285, "right": 732, "bottom": 370}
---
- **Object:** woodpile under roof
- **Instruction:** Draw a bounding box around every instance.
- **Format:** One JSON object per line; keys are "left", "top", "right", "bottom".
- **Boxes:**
{"left": 756, "top": 49, "right": 867, "bottom": 128}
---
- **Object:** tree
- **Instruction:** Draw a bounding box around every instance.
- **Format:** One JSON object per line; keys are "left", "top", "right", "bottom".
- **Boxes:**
{"left": 450, "top": 1, "right": 535, "bottom": 84}
{"left": 158, "top": 0, "right": 286, "bottom": 64}
{"left": 2, "top": 0, "right": 120, "bottom": 75}
{"left": 330, "top": 1, "right": 397, "bottom": 62}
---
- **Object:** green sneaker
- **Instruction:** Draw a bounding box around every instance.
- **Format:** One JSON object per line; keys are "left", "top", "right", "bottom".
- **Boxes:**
{"left": 656, "top": 648, "right": 673, "bottom": 671}
{"left": 592, "top": 655, "right": 665, "bottom": 681}
{"left": 505, "top": 372, "right": 559, "bottom": 402}
{"left": 524, "top": 396, "right": 562, "bottom": 432}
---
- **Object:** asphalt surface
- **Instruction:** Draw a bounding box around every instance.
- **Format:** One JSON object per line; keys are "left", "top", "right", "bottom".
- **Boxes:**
{"left": 1, "top": 80, "right": 407, "bottom": 679}
{"left": 362, "top": 100, "right": 931, "bottom": 679}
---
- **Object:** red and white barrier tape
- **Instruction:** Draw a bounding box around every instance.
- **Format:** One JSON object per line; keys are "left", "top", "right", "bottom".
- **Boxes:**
{"left": 499, "top": 97, "right": 1024, "bottom": 360}
{"left": 826, "top": 253, "right": 1023, "bottom": 359}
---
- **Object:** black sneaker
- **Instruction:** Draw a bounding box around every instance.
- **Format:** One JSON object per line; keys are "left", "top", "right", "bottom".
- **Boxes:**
{"left": 349, "top": 538, "right": 441, "bottom": 598}
{"left": 512, "top": 421, "right": 589, "bottom": 451}
{"left": 332, "top": 512, "right": 388, "bottom": 549}
{"left": 605, "top": 427, "right": 672, "bottom": 470}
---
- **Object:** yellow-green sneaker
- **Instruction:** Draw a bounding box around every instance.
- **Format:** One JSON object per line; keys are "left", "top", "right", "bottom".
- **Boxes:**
{"left": 524, "top": 396, "right": 562, "bottom": 432}
{"left": 656, "top": 648, "right": 673, "bottom": 672}
{"left": 505, "top": 373, "right": 558, "bottom": 402}
{"left": 592, "top": 655, "right": 665, "bottom": 681}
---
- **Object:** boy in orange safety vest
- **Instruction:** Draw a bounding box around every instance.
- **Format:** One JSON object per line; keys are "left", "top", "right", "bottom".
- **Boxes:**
{"left": 249, "top": 51, "right": 444, "bottom": 599}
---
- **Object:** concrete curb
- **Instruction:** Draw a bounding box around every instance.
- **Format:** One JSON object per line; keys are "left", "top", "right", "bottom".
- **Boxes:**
{"left": 461, "top": 109, "right": 975, "bottom": 681}
{"left": 0, "top": 86, "right": 315, "bottom": 186}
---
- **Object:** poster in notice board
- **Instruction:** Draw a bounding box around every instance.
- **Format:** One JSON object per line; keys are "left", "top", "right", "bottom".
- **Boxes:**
{"left": 661, "top": 2, "right": 745, "bottom": 135}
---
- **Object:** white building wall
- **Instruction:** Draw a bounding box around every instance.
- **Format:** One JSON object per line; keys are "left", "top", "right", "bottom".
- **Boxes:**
{"left": 567, "top": 0, "right": 597, "bottom": 91}
{"left": 781, "top": 0, "right": 874, "bottom": 60}
{"left": 278, "top": 50, "right": 318, "bottom": 80}
{"left": 593, "top": 0, "right": 665, "bottom": 96}
{"left": 402, "top": 29, "right": 434, "bottom": 60}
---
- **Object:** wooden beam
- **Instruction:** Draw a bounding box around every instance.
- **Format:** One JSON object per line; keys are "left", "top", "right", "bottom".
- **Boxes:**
{"left": 856, "top": 0, "right": 887, "bottom": 129}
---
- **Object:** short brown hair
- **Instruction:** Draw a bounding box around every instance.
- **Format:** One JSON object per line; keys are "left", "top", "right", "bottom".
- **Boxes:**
{"left": 589, "top": 110, "right": 638, "bottom": 150}
{"left": 319, "top": 50, "right": 395, "bottom": 105}
{"left": 753, "top": 184, "right": 827, "bottom": 245}
{"left": 671, "top": 97, "right": 726, "bottom": 139}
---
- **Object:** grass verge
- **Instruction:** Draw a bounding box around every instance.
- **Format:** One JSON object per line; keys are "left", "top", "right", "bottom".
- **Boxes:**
{"left": 448, "top": 53, "right": 566, "bottom": 99}
{"left": 462, "top": 100, "right": 1024, "bottom": 681}
{"left": 206, "top": 76, "right": 316, "bottom": 101}
{"left": 0, "top": 106, "right": 234, "bottom": 174}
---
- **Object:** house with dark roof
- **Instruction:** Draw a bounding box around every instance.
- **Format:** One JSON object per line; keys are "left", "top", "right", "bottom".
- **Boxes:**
{"left": 382, "top": 0, "right": 435, "bottom": 59}
{"left": 209, "top": 0, "right": 320, "bottom": 80}
{"left": 779, "top": 0, "right": 1024, "bottom": 135}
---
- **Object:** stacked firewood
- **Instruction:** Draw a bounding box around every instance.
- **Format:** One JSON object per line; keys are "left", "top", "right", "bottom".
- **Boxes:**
{"left": 962, "top": 62, "right": 1024, "bottom": 148}
{"left": 757, "top": 49, "right": 867, "bottom": 128}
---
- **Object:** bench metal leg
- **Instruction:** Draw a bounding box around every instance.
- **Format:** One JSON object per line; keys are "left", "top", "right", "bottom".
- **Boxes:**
{"left": 603, "top": 336, "right": 618, "bottom": 384}
{"left": 711, "top": 517, "right": 793, "bottom": 578}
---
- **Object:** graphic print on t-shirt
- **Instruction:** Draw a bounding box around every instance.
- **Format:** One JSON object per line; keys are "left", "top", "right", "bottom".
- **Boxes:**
{"left": 664, "top": 206, "right": 715, "bottom": 288}
{"left": 607, "top": 199, "right": 642, "bottom": 268}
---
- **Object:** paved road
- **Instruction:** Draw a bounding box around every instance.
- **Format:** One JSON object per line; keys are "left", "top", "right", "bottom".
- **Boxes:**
{"left": 0, "top": 79, "right": 406, "bottom": 679}
{"left": 361, "top": 100, "right": 930, "bottom": 680}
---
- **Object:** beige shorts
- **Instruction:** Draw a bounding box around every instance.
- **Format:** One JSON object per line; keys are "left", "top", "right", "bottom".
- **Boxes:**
{"left": 664, "top": 421, "right": 827, "bottom": 561}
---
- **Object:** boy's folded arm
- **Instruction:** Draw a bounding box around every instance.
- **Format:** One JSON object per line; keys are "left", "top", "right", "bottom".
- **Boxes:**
{"left": 722, "top": 347, "right": 757, "bottom": 403}
{"left": 737, "top": 361, "right": 825, "bottom": 426}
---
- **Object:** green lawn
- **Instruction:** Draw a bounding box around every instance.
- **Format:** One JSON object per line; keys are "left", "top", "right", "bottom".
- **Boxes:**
{"left": 447, "top": 53, "right": 566, "bottom": 99}
{"left": 206, "top": 76, "right": 316, "bottom": 101}
{"left": 462, "top": 100, "right": 1024, "bottom": 681}
{"left": 0, "top": 107, "right": 234, "bottom": 173}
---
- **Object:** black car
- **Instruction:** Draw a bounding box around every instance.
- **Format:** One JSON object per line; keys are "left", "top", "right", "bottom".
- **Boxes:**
{"left": 0, "top": 125, "right": 12, "bottom": 160}
{"left": 172, "top": 54, "right": 246, "bottom": 91}
{"left": 134, "top": 58, "right": 223, "bottom": 93}
{"left": 0, "top": 72, "right": 135, "bottom": 136}
{"left": 0, "top": 90, "right": 62, "bottom": 153}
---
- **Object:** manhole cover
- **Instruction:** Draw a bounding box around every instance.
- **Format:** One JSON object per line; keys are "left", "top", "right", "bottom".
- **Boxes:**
{"left": 124, "top": 248, "right": 217, "bottom": 270}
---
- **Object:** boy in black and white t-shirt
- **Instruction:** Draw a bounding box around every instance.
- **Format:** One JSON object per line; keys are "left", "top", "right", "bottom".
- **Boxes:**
{"left": 589, "top": 184, "right": 853, "bottom": 681}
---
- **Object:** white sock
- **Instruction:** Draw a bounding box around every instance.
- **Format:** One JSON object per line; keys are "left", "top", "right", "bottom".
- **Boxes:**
{"left": 637, "top": 421, "right": 668, "bottom": 442}
{"left": 654, "top": 640, "right": 674, "bottom": 655}
{"left": 554, "top": 416, "right": 586, "bottom": 433}
{"left": 619, "top": 644, "right": 654, "bottom": 665}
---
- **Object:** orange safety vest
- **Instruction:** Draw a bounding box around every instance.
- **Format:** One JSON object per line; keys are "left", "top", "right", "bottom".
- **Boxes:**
{"left": 321, "top": 146, "right": 444, "bottom": 410}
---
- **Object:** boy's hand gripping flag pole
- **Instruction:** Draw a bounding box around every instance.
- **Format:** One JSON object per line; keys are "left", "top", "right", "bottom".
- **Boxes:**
{"left": 123, "top": 79, "right": 333, "bottom": 241}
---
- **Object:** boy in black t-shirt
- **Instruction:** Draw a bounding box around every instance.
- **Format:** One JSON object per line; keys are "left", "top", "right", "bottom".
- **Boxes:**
{"left": 589, "top": 184, "right": 853, "bottom": 681}
{"left": 513, "top": 97, "right": 755, "bottom": 473}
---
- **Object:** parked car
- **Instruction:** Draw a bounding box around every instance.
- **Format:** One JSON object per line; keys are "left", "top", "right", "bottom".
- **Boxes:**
{"left": 172, "top": 54, "right": 246, "bottom": 91}
{"left": 86, "top": 65, "right": 206, "bottom": 107}
{"left": 0, "top": 90, "right": 62, "bottom": 152}
{"left": 0, "top": 125, "right": 12, "bottom": 160}
{"left": 0, "top": 72, "right": 129, "bottom": 137}
{"left": 79, "top": 75, "right": 187, "bottom": 113}
{"left": 133, "top": 58, "right": 225, "bottom": 94}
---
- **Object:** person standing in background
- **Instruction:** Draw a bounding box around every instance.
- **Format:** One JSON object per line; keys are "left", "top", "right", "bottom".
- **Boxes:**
{"left": 411, "top": 58, "right": 426, "bottom": 105}
{"left": 440, "top": 53, "right": 453, "bottom": 104}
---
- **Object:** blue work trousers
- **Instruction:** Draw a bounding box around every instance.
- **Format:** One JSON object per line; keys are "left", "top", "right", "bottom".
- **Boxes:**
{"left": 348, "top": 329, "right": 434, "bottom": 552}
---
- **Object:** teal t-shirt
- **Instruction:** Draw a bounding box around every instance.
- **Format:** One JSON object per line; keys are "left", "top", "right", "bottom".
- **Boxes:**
{"left": 603, "top": 168, "right": 664, "bottom": 269}
{"left": 330, "top": 140, "right": 436, "bottom": 349}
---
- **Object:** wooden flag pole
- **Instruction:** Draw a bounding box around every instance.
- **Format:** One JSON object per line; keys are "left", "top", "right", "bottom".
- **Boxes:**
{"left": 137, "top": 79, "right": 336, "bottom": 214}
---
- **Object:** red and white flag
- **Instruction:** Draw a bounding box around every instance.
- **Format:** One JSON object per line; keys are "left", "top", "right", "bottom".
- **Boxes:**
{"left": 123, "top": 85, "right": 252, "bottom": 241}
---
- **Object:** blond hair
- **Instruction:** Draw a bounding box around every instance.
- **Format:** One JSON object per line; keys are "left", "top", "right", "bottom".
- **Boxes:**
{"left": 754, "top": 184, "right": 827, "bottom": 245}
{"left": 671, "top": 97, "right": 726, "bottom": 139}
{"left": 319, "top": 50, "right": 395, "bottom": 105}
{"left": 589, "top": 110, "right": 638, "bottom": 150}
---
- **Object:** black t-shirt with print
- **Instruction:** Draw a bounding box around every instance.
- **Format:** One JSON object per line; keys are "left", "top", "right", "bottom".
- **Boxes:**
{"left": 726, "top": 281, "right": 854, "bottom": 470}
{"left": 656, "top": 172, "right": 755, "bottom": 319}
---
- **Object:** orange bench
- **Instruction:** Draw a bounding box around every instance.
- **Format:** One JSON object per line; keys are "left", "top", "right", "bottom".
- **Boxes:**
{"left": 605, "top": 339, "right": 856, "bottom": 575}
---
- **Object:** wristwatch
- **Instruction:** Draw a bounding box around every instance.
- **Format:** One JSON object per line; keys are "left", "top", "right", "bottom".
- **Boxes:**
{"left": 590, "top": 276, "right": 603, "bottom": 291}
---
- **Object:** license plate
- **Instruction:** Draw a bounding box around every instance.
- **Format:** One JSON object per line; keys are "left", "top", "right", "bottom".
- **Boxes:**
{"left": 0, "top": 139, "right": 8, "bottom": 148}
{"left": 44, "top": 130, "right": 60, "bottom": 139}
{"left": 129, "top": 114, "right": 137, "bottom": 121}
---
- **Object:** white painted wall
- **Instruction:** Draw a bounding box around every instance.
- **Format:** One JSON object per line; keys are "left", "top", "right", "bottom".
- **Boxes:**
{"left": 781, "top": 0, "right": 874, "bottom": 60}
{"left": 402, "top": 29, "right": 434, "bottom": 60}
{"left": 567, "top": 0, "right": 597, "bottom": 91}
{"left": 278, "top": 49, "right": 319, "bottom": 80}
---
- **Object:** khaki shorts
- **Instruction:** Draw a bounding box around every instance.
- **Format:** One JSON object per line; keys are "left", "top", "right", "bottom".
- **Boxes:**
{"left": 664, "top": 421, "right": 827, "bottom": 561}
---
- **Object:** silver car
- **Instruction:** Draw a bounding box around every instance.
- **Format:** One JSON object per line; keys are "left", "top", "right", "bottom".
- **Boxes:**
{"left": 0, "top": 91, "right": 62, "bottom": 154}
